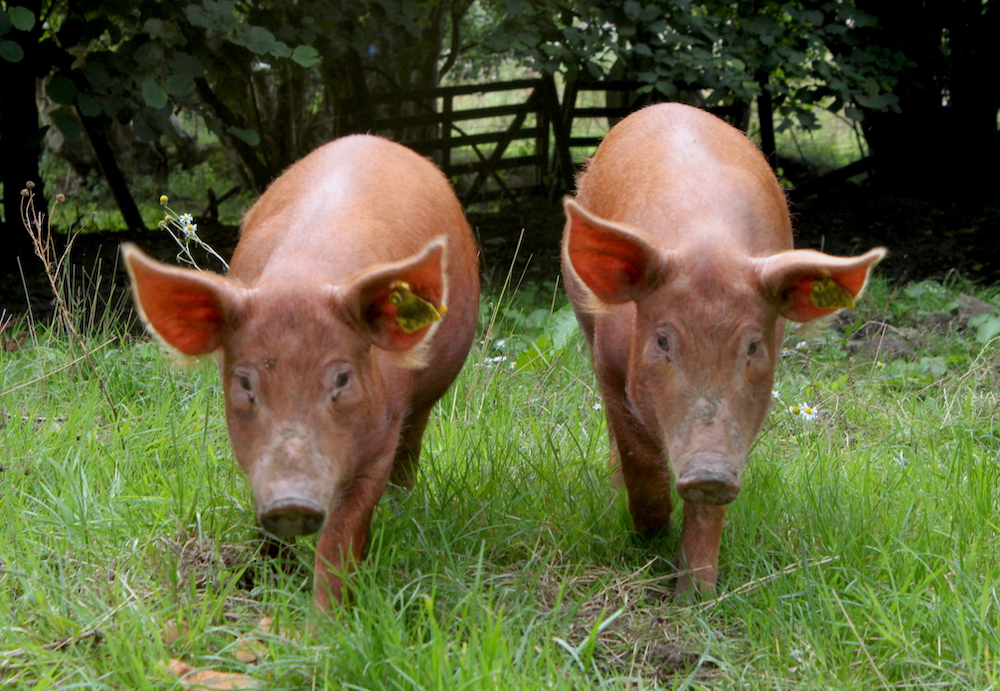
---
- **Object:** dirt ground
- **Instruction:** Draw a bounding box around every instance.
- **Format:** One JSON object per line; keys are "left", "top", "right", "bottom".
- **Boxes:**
{"left": 2, "top": 185, "right": 997, "bottom": 323}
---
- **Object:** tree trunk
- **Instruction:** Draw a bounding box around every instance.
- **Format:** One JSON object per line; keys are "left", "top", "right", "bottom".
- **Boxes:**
{"left": 195, "top": 77, "right": 273, "bottom": 193}
{"left": 755, "top": 70, "right": 776, "bottom": 168}
{"left": 0, "top": 68, "right": 46, "bottom": 266}
{"left": 0, "top": 0, "right": 46, "bottom": 278}
{"left": 79, "top": 113, "right": 145, "bottom": 232}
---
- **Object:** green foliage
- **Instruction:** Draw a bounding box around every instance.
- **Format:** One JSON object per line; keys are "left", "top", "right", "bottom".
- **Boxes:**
{"left": 37, "top": 144, "right": 254, "bottom": 230}
{"left": 14, "top": 0, "right": 480, "bottom": 200}
{"left": 478, "top": 0, "right": 904, "bottom": 130}
{"left": 891, "top": 279, "right": 1000, "bottom": 346}
{"left": 10, "top": 0, "right": 991, "bottom": 241}
{"left": 971, "top": 313, "right": 1000, "bottom": 345}
{"left": 479, "top": 280, "right": 575, "bottom": 371}
{"left": 6, "top": 5, "right": 34, "bottom": 30}
{"left": 0, "top": 7, "right": 27, "bottom": 62}
{"left": 0, "top": 4, "right": 34, "bottom": 62}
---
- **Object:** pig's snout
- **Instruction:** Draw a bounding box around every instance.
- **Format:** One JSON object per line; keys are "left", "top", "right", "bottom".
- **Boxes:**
{"left": 675, "top": 453, "right": 742, "bottom": 505}
{"left": 251, "top": 428, "right": 338, "bottom": 538}
{"left": 258, "top": 496, "right": 327, "bottom": 538}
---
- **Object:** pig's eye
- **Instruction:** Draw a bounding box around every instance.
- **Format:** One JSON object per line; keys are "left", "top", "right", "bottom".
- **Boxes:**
{"left": 748, "top": 341, "right": 758, "bottom": 356}
{"left": 655, "top": 334, "right": 670, "bottom": 355}
{"left": 236, "top": 374, "right": 255, "bottom": 403}
{"left": 330, "top": 370, "right": 351, "bottom": 402}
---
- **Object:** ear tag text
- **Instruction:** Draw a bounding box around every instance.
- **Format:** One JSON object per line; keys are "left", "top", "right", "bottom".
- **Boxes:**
{"left": 809, "top": 276, "right": 855, "bottom": 310}
{"left": 388, "top": 282, "right": 446, "bottom": 334}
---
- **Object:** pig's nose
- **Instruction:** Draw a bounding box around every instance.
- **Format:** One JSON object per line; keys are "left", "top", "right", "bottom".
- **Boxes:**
{"left": 675, "top": 452, "right": 741, "bottom": 505}
{"left": 258, "top": 498, "right": 326, "bottom": 537}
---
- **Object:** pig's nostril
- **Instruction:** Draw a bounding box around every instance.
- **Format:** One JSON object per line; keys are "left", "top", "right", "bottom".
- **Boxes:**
{"left": 258, "top": 500, "right": 326, "bottom": 537}
{"left": 676, "top": 470, "right": 741, "bottom": 505}
{"left": 675, "top": 453, "right": 742, "bottom": 505}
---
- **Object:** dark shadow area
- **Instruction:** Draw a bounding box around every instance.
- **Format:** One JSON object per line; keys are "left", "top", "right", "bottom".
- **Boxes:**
{"left": 2, "top": 185, "right": 997, "bottom": 325}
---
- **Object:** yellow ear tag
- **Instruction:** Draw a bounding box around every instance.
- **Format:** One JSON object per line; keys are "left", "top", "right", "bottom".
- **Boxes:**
{"left": 809, "top": 276, "right": 855, "bottom": 310}
{"left": 388, "top": 281, "right": 445, "bottom": 334}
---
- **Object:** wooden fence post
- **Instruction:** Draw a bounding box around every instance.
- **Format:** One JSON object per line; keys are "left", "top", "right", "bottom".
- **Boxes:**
{"left": 544, "top": 74, "right": 576, "bottom": 194}
{"left": 441, "top": 93, "right": 453, "bottom": 172}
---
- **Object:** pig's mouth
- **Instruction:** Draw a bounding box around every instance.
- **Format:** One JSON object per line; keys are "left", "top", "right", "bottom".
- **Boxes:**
{"left": 258, "top": 497, "right": 327, "bottom": 538}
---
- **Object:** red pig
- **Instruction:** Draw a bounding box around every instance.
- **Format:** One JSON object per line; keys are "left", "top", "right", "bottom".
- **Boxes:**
{"left": 561, "top": 103, "right": 885, "bottom": 599}
{"left": 124, "top": 135, "right": 480, "bottom": 609}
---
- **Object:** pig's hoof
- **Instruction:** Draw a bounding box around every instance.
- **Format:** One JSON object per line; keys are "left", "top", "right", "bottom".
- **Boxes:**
{"left": 676, "top": 471, "right": 740, "bottom": 505}
{"left": 259, "top": 500, "right": 326, "bottom": 538}
{"left": 632, "top": 513, "right": 672, "bottom": 536}
{"left": 672, "top": 586, "right": 698, "bottom": 606}
{"left": 673, "top": 578, "right": 716, "bottom": 604}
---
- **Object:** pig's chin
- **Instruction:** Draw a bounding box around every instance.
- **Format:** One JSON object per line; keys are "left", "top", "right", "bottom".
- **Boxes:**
{"left": 671, "top": 450, "right": 744, "bottom": 506}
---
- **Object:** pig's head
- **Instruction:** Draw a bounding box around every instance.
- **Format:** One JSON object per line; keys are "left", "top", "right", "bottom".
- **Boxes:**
{"left": 563, "top": 199, "right": 885, "bottom": 505}
{"left": 122, "top": 238, "right": 449, "bottom": 538}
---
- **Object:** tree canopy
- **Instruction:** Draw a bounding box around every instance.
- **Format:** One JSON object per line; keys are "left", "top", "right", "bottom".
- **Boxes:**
{"left": 0, "top": 0, "right": 996, "bottom": 269}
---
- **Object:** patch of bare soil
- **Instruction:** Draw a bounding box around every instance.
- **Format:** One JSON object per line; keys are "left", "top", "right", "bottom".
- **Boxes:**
{"left": 790, "top": 189, "right": 1000, "bottom": 286}
{"left": 522, "top": 563, "right": 724, "bottom": 685}
{"left": 831, "top": 291, "right": 998, "bottom": 362}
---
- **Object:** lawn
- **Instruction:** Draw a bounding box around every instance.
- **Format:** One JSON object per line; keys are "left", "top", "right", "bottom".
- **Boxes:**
{"left": 1, "top": 266, "right": 999, "bottom": 689}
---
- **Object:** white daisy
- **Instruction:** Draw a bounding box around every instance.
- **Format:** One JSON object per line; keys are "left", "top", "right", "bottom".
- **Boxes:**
{"left": 789, "top": 404, "right": 818, "bottom": 421}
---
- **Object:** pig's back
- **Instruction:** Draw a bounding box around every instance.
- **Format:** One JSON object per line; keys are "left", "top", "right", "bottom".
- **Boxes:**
{"left": 575, "top": 103, "right": 792, "bottom": 257}
{"left": 230, "top": 135, "right": 477, "bottom": 288}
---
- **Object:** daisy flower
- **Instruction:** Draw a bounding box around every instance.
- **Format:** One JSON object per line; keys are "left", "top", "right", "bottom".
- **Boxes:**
{"left": 789, "top": 404, "right": 818, "bottom": 421}
{"left": 178, "top": 213, "right": 198, "bottom": 236}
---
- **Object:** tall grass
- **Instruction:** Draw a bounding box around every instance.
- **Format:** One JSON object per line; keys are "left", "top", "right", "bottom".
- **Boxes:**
{"left": 1, "top": 266, "right": 998, "bottom": 688}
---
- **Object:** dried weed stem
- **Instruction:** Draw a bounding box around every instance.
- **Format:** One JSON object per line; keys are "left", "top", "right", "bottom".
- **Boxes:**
{"left": 19, "top": 184, "right": 121, "bottom": 427}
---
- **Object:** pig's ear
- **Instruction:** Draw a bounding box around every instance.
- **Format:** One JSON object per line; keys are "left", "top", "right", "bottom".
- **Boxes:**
{"left": 341, "top": 236, "right": 448, "bottom": 367}
{"left": 122, "top": 243, "right": 237, "bottom": 356}
{"left": 757, "top": 247, "right": 887, "bottom": 323}
{"left": 562, "top": 198, "right": 667, "bottom": 308}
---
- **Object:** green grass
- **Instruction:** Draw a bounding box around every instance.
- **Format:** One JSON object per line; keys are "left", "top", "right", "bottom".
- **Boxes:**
{"left": 1, "top": 272, "right": 999, "bottom": 689}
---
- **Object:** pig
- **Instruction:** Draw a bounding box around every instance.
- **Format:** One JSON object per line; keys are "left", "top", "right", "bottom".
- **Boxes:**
{"left": 561, "top": 103, "right": 886, "bottom": 599}
{"left": 123, "top": 134, "right": 480, "bottom": 609}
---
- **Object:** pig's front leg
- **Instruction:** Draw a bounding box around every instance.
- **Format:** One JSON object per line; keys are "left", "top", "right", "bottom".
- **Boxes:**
{"left": 604, "top": 395, "right": 673, "bottom": 535}
{"left": 605, "top": 386, "right": 725, "bottom": 602}
{"left": 674, "top": 502, "right": 727, "bottom": 601}
{"left": 312, "top": 453, "right": 395, "bottom": 610}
